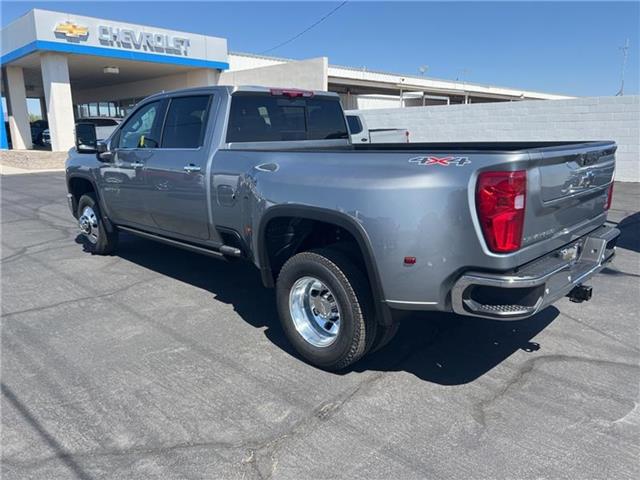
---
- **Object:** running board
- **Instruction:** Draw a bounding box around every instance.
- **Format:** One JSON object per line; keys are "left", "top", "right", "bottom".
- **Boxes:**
{"left": 117, "top": 226, "right": 242, "bottom": 259}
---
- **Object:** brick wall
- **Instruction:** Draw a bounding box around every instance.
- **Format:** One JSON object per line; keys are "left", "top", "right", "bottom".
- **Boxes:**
{"left": 348, "top": 96, "right": 639, "bottom": 182}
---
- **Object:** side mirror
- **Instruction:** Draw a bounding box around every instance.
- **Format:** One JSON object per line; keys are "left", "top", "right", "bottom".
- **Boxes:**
{"left": 96, "top": 141, "right": 113, "bottom": 162}
{"left": 75, "top": 122, "right": 98, "bottom": 154}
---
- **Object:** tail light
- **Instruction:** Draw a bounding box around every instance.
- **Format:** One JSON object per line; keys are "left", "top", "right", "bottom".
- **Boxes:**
{"left": 605, "top": 182, "right": 614, "bottom": 210}
{"left": 476, "top": 170, "right": 527, "bottom": 253}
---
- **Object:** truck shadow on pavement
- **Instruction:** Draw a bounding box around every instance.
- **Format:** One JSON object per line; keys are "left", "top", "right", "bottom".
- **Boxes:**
{"left": 352, "top": 308, "right": 556, "bottom": 384}
{"left": 112, "top": 233, "right": 558, "bottom": 385}
{"left": 611, "top": 211, "right": 639, "bottom": 253}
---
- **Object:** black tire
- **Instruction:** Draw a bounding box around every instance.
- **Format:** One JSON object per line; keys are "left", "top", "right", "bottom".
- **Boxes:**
{"left": 276, "top": 248, "right": 377, "bottom": 371}
{"left": 369, "top": 322, "right": 400, "bottom": 353}
{"left": 77, "top": 193, "right": 118, "bottom": 255}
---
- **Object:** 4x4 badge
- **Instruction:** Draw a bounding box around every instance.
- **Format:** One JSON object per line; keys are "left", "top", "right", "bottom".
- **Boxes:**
{"left": 409, "top": 156, "right": 471, "bottom": 166}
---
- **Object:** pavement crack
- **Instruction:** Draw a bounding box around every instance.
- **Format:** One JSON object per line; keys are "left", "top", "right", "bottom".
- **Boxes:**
{"left": 2, "top": 437, "right": 251, "bottom": 471}
{"left": 471, "top": 354, "right": 639, "bottom": 429}
{"left": 560, "top": 311, "right": 640, "bottom": 353}
{"left": 246, "top": 371, "right": 386, "bottom": 479}
{"left": 1, "top": 277, "right": 160, "bottom": 318}
{"left": 612, "top": 401, "right": 640, "bottom": 426}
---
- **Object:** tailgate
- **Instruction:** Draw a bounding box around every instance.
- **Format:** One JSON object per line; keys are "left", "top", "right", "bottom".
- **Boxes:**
{"left": 523, "top": 142, "right": 616, "bottom": 247}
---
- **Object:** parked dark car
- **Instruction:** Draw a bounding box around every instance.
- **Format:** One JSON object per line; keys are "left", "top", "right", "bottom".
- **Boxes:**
{"left": 30, "top": 119, "right": 48, "bottom": 145}
{"left": 4, "top": 121, "right": 12, "bottom": 148}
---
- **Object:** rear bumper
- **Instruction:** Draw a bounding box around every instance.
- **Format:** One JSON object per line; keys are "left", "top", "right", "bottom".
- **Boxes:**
{"left": 451, "top": 224, "right": 619, "bottom": 320}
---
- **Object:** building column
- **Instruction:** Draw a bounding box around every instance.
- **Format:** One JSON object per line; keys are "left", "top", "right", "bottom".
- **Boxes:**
{"left": 41, "top": 53, "right": 75, "bottom": 151}
{"left": 4, "top": 66, "right": 32, "bottom": 150}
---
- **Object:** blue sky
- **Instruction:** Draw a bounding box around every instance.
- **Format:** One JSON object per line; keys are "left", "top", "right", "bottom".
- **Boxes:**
{"left": 2, "top": 1, "right": 639, "bottom": 98}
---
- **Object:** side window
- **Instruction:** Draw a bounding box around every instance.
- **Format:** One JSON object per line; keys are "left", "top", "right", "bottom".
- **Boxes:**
{"left": 118, "top": 101, "right": 161, "bottom": 149}
{"left": 346, "top": 115, "right": 363, "bottom": 135}
{"left": 161, "top": 95, "right": 211, "bottom": 148}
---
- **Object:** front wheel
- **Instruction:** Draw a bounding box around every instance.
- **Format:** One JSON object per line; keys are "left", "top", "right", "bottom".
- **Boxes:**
{"left": 276, "top": 248, "right": 377, "bottom": 371}
{"left": 77, "top": 193, "right": 118, "bottom": 255}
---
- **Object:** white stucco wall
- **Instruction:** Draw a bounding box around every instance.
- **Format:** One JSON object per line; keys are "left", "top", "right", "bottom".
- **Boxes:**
{"left": 353, "top": 94, "right": 401, "bottom": 110}
{"left": 228, "top": 53, "right": 287, "bottom": 71}
{"left": 349, "top": 96, "right": 640, "bottom": 182}
{"left": 220, "top": 57, "right": 328, "bottom": 91}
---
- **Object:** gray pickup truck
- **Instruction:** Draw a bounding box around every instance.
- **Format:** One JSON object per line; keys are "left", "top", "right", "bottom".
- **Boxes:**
{"left": 66, "top": 85, "right": 619, "bottom": 370}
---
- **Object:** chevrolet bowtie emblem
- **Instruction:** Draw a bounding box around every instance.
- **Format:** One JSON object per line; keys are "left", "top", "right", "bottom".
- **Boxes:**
{"left": 54, "top": 21, "right": 89, "bottom": 39}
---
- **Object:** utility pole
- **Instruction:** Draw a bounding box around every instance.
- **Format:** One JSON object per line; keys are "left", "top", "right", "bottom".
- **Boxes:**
{"left": 616, "top": 38, "right": 630, "bottom": 96}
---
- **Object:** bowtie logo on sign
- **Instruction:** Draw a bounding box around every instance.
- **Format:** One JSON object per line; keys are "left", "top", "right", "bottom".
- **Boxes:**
{"left": 98, "top": 25, "right": 191, "bottom": 56}
{"left": 408, "top": 156, "right": 471, "bottom": 166}
{"left": 54, "top": 21, "right": 89, "bottom": 40}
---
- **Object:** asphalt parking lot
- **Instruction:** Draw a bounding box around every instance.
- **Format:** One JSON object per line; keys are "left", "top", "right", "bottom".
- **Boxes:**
{"left": 1, "top": 172, "right": 639, "bottom": 480}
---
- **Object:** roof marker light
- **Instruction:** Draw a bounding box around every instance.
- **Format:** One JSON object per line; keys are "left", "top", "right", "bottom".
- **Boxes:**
{"left": 269, "top": 88, "right": 314, "bottom": 98}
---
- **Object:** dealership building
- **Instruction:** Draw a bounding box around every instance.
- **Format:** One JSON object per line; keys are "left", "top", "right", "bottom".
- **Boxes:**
{"left": 0, "top": 9, "right": 572, "bottom": 151}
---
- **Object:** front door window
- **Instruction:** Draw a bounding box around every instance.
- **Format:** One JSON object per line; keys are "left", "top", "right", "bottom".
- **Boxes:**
{"left": 118, "top": 101, "right": 161, "bottom": 149}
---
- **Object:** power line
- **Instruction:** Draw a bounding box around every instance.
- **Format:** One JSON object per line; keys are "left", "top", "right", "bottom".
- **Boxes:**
{"left": 260, "top": 1, "right": 348, "bottom": 55}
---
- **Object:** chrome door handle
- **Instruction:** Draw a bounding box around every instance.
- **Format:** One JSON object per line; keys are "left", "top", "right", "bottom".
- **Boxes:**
{"left": 131, "top": 162, "right": 144, "bottom": 168}
{"left": 183, "top": 164, "right": 201, "bottom": 173}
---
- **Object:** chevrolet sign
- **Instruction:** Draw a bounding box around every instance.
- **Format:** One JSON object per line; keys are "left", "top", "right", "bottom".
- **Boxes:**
{"left": 98, "top": 25, "right": 190, "bottom": 55}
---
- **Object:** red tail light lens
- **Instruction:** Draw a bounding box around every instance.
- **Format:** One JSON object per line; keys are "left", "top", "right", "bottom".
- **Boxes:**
{"left": 605, "top": 182, "right": 614, "bottom": 210}
{"left": 476, "top": 170, "right": 527, "bottom": 253}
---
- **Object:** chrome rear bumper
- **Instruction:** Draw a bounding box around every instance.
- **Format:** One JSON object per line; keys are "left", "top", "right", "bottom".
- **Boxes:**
{"left": 451, "top": 224, "right": 620, "bottom": 320}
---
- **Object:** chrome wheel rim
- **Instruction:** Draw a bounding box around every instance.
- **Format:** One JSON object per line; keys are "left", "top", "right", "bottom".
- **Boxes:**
{"left": 289, "top": 276, "right": 341, "bottom": 348}
{"left": 78, "top": 206, "right": 99, "bottom": 244}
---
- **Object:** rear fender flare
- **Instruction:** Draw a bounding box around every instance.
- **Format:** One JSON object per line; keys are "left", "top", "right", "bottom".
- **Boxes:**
{"left": 257, "top": 205, "right": 393, "bottom": 325}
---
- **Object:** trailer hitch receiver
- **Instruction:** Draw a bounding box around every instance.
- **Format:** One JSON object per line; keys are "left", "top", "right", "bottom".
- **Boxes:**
{"left": 567, "top": 284, "right": 592, "bottom": 303}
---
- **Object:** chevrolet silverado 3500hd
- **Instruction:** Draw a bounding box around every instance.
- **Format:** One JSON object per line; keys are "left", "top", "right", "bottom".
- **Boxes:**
{"left": 66, "top": 86, "right": 619, "bottom": 370}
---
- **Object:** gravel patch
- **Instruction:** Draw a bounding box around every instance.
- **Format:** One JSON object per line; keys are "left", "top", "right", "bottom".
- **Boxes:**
{"left": 0, "top": 150, "right": 67, "bottom": 170}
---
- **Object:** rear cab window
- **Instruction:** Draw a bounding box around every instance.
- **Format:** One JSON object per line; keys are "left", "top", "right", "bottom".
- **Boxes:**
{"left": 226, "top": 92, "right": 348, "bottom": 143}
